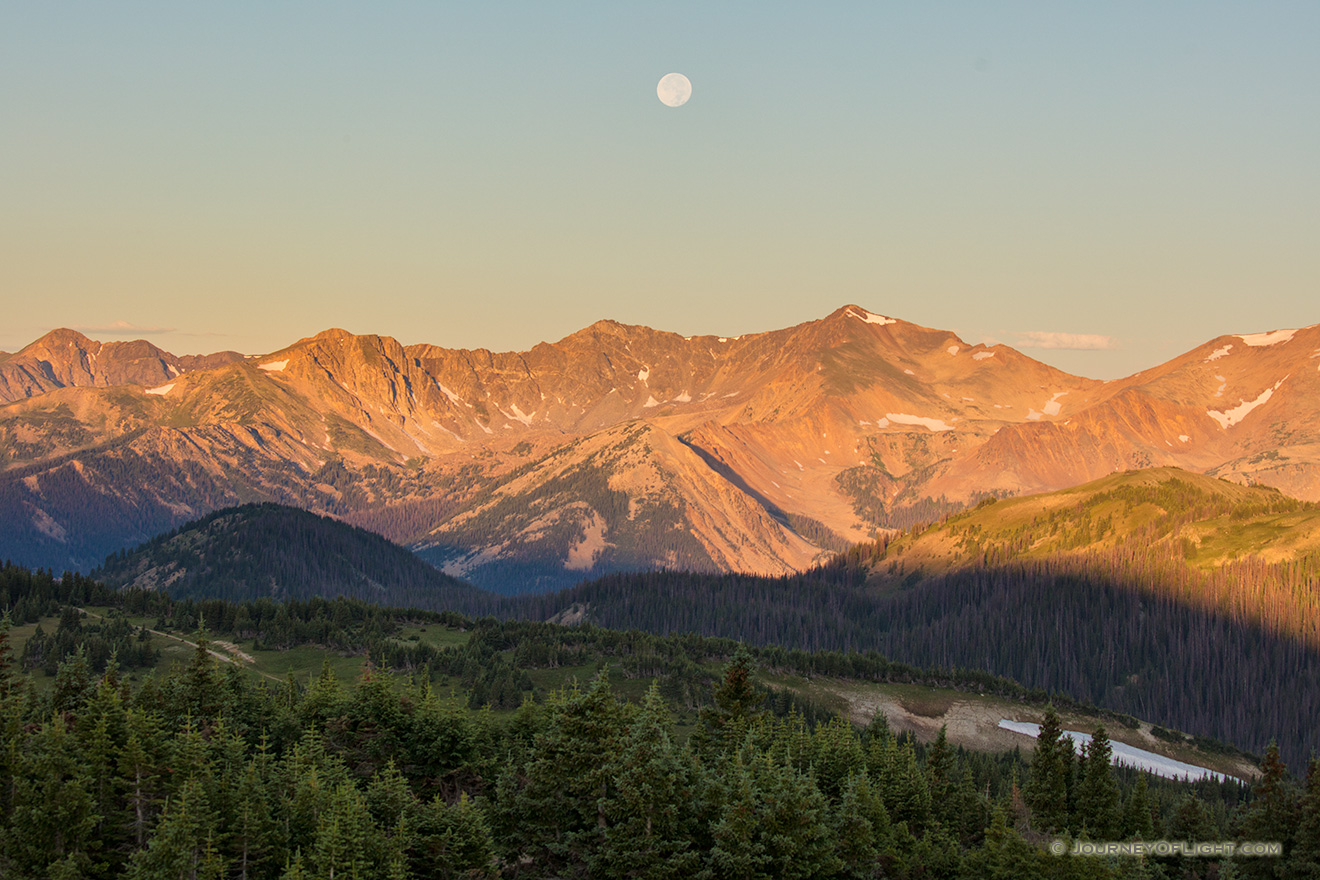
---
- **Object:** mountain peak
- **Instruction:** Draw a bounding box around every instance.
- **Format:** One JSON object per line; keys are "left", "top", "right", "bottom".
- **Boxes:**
{"left": 827, "top": 304, "right": 902, "bottom": 327}
{"left": 21, "top": 327, "right": 97, "bottom": 354}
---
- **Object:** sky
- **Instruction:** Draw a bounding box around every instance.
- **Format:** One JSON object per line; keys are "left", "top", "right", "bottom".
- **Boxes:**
{"left": 2, "top": 3, "right": 1318, "bottom": 379}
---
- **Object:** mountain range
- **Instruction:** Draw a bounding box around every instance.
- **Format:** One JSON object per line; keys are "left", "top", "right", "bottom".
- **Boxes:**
{"left": 3, "top": 305, "right": 1318, "bottom": 591}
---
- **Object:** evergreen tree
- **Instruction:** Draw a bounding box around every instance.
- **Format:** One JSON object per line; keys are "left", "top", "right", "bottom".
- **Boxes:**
{"left": 691, "top": 646, "right": 763, "bottom": 759}
{"left": 1235, "top": 741, "right": 1298, "bottom": 880}
{"left": 830, "top": 773, "right": 880, "bottom": 879}
{"left": 1292, "top": 756, "right": 1320, "bottom": 880}
{"left": 306, "top": 781, "right": 373, "bottom": 880}
{"left": 1025, "top": 708, "right": 1070, "bottom": 833}
{"left": 1121, "top": 775, "right": 1155, "bottom": 840}
{"left": 125, "top": 777, "right": 219, "bottom": 880}
{"left": 1075, "top": 726, "right": 1121, "bottom": 839}
{"left": 489, "top": 673, "right": 626, "bottom": 875}
{"left": 406, "top": 793, "right": 495, "bottom": 880}
{"left": 4, "top": 713, "right": 99, "bottom": 879}
{"left": 594, "top": 683, "right": 701, "bottom": 879}
{"left": 960, "top": 806, "right": 1049, "bottom": 880}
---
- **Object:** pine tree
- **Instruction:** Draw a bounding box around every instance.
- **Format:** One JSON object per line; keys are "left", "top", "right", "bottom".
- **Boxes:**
{"left": 691, "top": 646, "right": 763, "bottom": 759}
{"left": 926, "top": 725, "right": 957, "bottom": 829}
{"left": 1121, "top": 775, "right": 1155, "bottom": 840}
{"left": 125, "top": 777, "right": 219, "bottom": 880}
{"left": 488, "top": 673, "right": 626, "bottom": 874}
{"left": 229, "top": 757, "right": 279, "bottom": 880}
{"left": 830, "top": 773, "right": 880, "bottom": 879}
{"left": 406, "top": 793, "right": 494, "bottom": 880}
{"left": 809, "top": 715, "right": 866, "bottom": 802}
{"left": 593, "top": 683, "right": 700, "bottom": 879}
{"left": 960, "top": 806, "right": 1049, "bottom": 880}
{"left": 4, "top": 713, "right": 99, "bottom": 878}
{"left": 1025, "top": 708, "right": 1070, "bottom": 833}
{"left": 1292, "top": 756, "right": 1320, "bottom": 880}
{"left": 307, "top": 781, "right": 374, "bottom": 880}
{"left": 1075, "top": 725, "right": 1121, "bottom": 839}
{"left": 1235, "top": 741, "right": 1298, "bottom": 880}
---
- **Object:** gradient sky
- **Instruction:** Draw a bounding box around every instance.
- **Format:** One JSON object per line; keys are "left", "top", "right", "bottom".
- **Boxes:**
{"left": 3, "top": 3, "right": 1317, "bottom": 378}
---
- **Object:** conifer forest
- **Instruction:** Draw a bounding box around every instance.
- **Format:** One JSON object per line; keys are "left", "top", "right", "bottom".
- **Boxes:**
{"left": 2, "top": 563, "right": 1319, "bottom": 879}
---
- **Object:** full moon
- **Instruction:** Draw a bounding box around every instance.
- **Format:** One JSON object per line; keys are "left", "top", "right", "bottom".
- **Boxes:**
{"left": 657, "top": 73, "right": 692, "bottom": 108}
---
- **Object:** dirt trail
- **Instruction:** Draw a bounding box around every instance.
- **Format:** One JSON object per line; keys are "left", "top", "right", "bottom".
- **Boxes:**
{"left": 78, "top": 608, "right": 280, "bottom": 682}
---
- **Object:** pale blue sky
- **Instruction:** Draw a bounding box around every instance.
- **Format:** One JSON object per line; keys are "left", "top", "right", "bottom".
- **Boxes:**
{"left": 3, "top": 3, "right": 1317, "bottom": 377}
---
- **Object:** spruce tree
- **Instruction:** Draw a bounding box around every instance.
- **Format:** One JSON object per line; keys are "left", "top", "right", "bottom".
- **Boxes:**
{"left": 1025, "top": 708, "right": 1070, "bottom": 833}
{"left": 1292, "top": 756, "right": 1320, "bottom": 880}
{"left": 691, "top": 646, "right": 762, "bottom": 759}
{"left": 1121, "top": 775, "right": 1155, "bottom": 840}
{"left": 1075, "top": 726, "right": 1121, "bottom": 839}
{"left": 594, "top": 683, "right": 700, "bottom": 879}
{"left": 1235, "top": 741, "right": 1298, "bottom": 880}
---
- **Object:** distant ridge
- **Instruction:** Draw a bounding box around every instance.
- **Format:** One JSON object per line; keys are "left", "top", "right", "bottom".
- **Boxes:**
{"left": 3, "top": 306, "right": 1319, "bottom": 587}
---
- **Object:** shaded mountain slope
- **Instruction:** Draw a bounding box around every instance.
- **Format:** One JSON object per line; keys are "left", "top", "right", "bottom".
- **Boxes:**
{"left": 94, "top": 503, "right": 494, "bottom": 612}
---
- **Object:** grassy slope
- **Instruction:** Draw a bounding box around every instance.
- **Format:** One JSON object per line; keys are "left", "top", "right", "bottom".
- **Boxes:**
{"left": 875, "top": 466, "right": 1320, "bottom": 575}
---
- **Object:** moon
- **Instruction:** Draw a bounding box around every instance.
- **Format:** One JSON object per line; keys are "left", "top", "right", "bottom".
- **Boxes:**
{"left": 657, "top": 73, "right": 692, "bottom": 108}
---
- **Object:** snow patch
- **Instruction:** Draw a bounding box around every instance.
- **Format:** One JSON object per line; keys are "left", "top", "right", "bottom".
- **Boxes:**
{"left": 167, "top": 363, "right": 179, "bottom": 376}
{"left": 1179, "top": 435, "right": 1191, "bottom": 443}
{"left": 885, "top": 412, "right": 954, "bottom": 432}
{"left": 876, "top": 417, "right": 891, "bottom": 428}
{"left": 1205, "top": 344, "right": 1233, "bottom": 362}
{"left": 506, "top": 403, "right": 534, "bottom": 426}
{"left": 437, "top": 382, "right": 463, "bottom": 404}
{"left": 643, "top": 395, "right": 661, "bottom": 408}
{"left": 258, "top": 360, "right": 288, "bottom": 372}
{"left": 997, "top": 721, "right": 1241, "bottom": 784}
{"left": 903, "top": 369, "right": 915, "bottom": 376}
{"left": 1207, "top": 377, "right": 1286, "bottom": 429}
{"left": 793, "top": 460, "right": 804, "bottom": 470}
{"left": 718, "top": 337, "right": 728, "bottom": 343}
{"left": 673, "top": 391, "right": 692, "bottom": 403}
{"left": 845, "top": 307, "right": 896, "bottom": 326}
{"left": 972, "top": 351, "right": 995, "bottom": 361}
{"left": 1042, "top": 391, "right": 1068, "bottom": 416}
{"left": 1214, "top": 376, "right": 1227, "bottom": 398}
{"left": 1026, "top": 410, "right": 1042, "bottom": 421}
{"left": 145, "top": 383, "right": 175, "bottom": 395}
{"left": 947, "top": 345, "right": 960, "bottom": 355}
{"left": 1238, "top": 329, "right": 1297, "bottom": 347}
{"left": 637, "top": 367, "right": 650, "bottom": 382}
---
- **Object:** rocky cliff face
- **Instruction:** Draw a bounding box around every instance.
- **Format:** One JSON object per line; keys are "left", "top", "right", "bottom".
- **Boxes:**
{"left": 3, "top": 307, "right": 1317, "bottom": 591}
{"left": 0, "top": 329, "right": 242, "bottom": 403}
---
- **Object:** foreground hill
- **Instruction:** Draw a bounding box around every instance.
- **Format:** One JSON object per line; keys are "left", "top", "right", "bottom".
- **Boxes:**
{"left": 94, "top": 503, "right": 494, "bottom": 613}
{"left": 3, "top": 307, "right": 1318, "bottom": 589}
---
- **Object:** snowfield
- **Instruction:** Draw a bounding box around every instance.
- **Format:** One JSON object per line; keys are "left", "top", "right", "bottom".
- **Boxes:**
{"left": 1207, "top": 377, "right": 1285, "bottom": 429}
{"left": 884, "top": 413, "right": 954, "bottom": 432}
{"left": 1238, "top": 329, "right": 1297, "bottom": 347}
{"left": 846, "top": 307, "right": 897, "bottom": 326}
{"left": 997, "top": 721, "right": 1243, "bottom": 784}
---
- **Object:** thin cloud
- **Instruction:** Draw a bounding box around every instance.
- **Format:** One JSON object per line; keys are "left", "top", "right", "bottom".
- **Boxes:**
{"left": 74, "top": 320, "right": 177, "bottom": 336}
{"left": 1015, "top": 331, "right": 1118, "bottom": 351}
